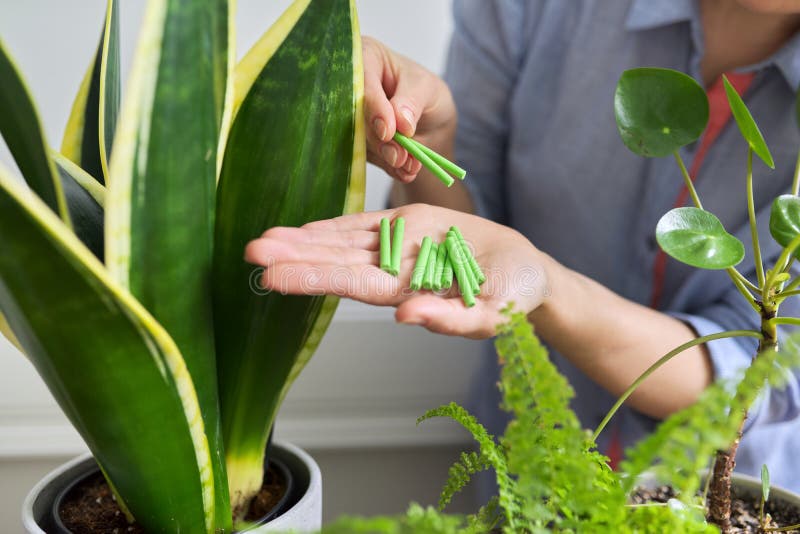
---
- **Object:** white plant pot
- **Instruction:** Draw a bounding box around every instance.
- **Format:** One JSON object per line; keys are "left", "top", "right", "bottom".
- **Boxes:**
{"left": 22, "top": 441, "right": 322, "bottom": 533}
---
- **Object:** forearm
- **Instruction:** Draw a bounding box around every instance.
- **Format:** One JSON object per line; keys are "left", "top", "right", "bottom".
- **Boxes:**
{"left": 530, "top": 255, "right": 713, "bottom": 420}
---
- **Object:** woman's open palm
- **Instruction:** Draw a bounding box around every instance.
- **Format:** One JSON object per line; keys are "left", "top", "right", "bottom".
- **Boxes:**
{"left": 245, "top": 204, "right": 549, "bottom": 339}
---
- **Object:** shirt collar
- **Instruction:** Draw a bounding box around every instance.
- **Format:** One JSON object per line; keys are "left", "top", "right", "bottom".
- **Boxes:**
{"left": 626, "top": 0, "right": 800, "bottom": 90}
{"left": 765, "top": 31, "right": 800, "bottom": 91}
{"left": 625, "top": 0, "right": 695, "bottom": 31}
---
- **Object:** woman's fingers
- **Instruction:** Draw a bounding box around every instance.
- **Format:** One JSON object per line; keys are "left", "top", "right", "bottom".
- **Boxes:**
{"left": 260, "top": 227, "right": 379, "bottom": 251}
{"left": 245, "top": 237, "right": 377, "bottom": 267}
{"left": 254, "top": 260, "right": 418, "bottom": 307}
{"left": 363, "top": 37, "right": 397, "bottom": 144}
{"left": 395, "top": 294, "right": 503, "bottom": 339}
{"left": 302, "top": 209, "right": 395, "bottom": 232}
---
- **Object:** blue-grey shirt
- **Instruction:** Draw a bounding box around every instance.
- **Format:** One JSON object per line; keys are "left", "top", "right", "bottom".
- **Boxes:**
{"left": 446, "top": 0, "right": 800, "bottom": 491}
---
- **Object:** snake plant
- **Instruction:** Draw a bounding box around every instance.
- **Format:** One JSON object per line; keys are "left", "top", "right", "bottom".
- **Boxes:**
{"left": 0, "top": 0, "right": 364, "bottom": 530}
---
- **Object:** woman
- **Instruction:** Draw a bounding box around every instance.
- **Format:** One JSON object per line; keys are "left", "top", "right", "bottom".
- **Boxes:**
{"left": 246, "top": 0, "right": 800, "bottom": 490}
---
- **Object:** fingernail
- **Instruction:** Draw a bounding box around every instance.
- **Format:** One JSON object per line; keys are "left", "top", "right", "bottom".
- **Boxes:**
{"left": 380, "top": 144, "right": 398, "bottom": 166}
{"left": 373, "top": 117, "right": 387, "bottom": 141}
{"left": 400, "top": 107, "right": 415, "bottom": 130}
{"left": 400, "top": 316, "right": 426, "bottom": 326}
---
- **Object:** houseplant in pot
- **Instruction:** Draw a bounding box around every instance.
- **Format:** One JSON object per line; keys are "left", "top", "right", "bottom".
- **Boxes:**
{"left": 0, "top": 0, "right": 364, "bottom": 531}
{"left": 322, "top": 68, "right": 800, "bottom": 532}
{"left": 325, "top": 312, "right": 800, "bottom": 533}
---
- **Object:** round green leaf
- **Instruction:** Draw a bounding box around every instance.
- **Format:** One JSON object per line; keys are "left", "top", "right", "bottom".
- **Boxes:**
{"left": 614, "top": 68, "right": 709, "bottom": 157}
{"left": 722, "top": 75, "right": 774, "bottom": 169}
{"left": 769, "top": 195, "right": 800, "bottom": 255}
{"left": 656, "top": 207, "right": 745, "bottom": 269}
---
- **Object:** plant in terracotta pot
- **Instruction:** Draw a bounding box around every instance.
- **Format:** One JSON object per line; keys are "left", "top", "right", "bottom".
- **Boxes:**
{"left": 0, "top": 0, "right": 364, "bottom": 531}
{"left": 323, "top": 68, "right": 800, "bottom": 533}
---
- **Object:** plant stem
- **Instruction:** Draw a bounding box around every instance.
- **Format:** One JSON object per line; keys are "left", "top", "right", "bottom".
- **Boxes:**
{"left": 707, "top": 309, "right": 777, "bottom": 534}
{"left": 792, "top": 147, "right": 800, "bottom": 196}
{"left": 776, "top": 289, "right": 800, "bottom": 301}
{"left": 728, "top": 268, "right": 761, "bottom": 294}
{"left": 708, "top": 418, "right": 747, "bottom": 534}
{"left": 673, "top": 151, "right": 703, "bottom": 209}
{"left": 783, "top": 276, "right": 800, "bottom": 294}
{"left": 770, "top": 235, "right": 800, "bottom": 288}
{"left": 727, "top": 268, "right": 760, "bottom": 312}
{"left": 769, "top": 317, "right": 800, "bottom": 327}
{"left": 766, "top": 522, "right": 800, "bottom": 532}
{"left": 745, "top": 148, "right": 766, "bottom": 289}
{"left": 591, "top": 330, "right": 763, "bottom": 442}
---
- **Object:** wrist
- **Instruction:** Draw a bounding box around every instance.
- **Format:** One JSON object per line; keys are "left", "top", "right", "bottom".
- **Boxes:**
{"left": 526, "top": 253, "right": 573, "bottom": 339}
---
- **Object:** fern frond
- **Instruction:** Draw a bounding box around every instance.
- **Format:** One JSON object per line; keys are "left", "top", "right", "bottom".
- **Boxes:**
{"left": 323, "top": 504, "right": 474, "bottom": 534}
{"left": 621, "top": 332, "right": 800, "bottom": 501}
{"left": 496, "top": 309, "right": 628, "bottom": 531}
{"left": 418, "top": 402, "right": 521, "bottom": 529}
{"left": 626, "top": 502, "right": 718, "bottom": 533}
{"left": 467, "top": 496, "right": 502, "bottom": 532}
{"left": 438, "top": 451, "right": 489, "bottom": 511}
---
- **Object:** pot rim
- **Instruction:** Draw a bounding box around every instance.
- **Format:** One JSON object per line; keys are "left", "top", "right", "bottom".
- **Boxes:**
{"left": 22, "top": 440, "right": 321, "bottom": 534}
{"left": 634, "top": 468, "right": 800, "bottom": 507}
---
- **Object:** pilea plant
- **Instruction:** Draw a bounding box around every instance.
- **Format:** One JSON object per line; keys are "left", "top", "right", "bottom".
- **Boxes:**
{"left": 0, "top": 0, "right": 364, "bottom": 531}
{"left": 611, "top": 67, "right": 800, "bottom": 532}
{"left": 325, "top": 68, "right": 800, "bottom": 533}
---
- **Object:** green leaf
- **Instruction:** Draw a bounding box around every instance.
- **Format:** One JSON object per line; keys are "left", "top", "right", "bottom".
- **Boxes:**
{"left": 0, "top": 162, "right": 216, "bottom": 533}
{"left": 656, "top": 207, "right": 745, "bottom": 269}
{"left": 53, "top": 153, "right": 105, "bottom": 259}
{"left": 761, "top": 464, "right": 770, "bottom": 503}
{"left": 723, "top": 75, "right": 774, "bottom": 169}
{"left": 0, "top": 38, "right": 70, "bottom": 224}
{"left": 438, "top": 452, "right": 489, "bottom": 511}
{"left": 105, "top": 0, "right": 232, "bottom": 529}
{"left": 61, "top": 0, "right": 120, "bottom": 185}
{"left": 615, "top": 68, "right": 709, "bottom": 158}
{"left": 0, "top": 310, "right": 24, "bottom": 354}
{"left": 214, "top": 0, "right": 365, "bottom": 516}
{"left": 769, "top": 195, "right": 800, "bottom": 256}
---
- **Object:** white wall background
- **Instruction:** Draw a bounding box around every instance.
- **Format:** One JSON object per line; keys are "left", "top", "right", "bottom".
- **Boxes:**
{"left": 0, "top": 0, "right": 487, "bottom": 528}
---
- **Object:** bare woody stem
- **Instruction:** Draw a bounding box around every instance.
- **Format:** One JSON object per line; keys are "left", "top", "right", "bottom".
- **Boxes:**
{"left": 591, "top": 330, "right": 763, "bottom": 442}
{"left": 707, "top": 307, "right": 777, "bottom": 533}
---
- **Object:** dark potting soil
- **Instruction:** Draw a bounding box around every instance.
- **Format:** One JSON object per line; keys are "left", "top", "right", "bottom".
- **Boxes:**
{"left": 59, "top": 471, "right": 145, "bottom": 534}
{"left": 59, "top": 464, "right": 287, "bottom": 533}
{"left": 243, "top": 460, "right": 287, "bottom": 522}
{"left": 631, "top": 485, "right": 800, "bottom": 533}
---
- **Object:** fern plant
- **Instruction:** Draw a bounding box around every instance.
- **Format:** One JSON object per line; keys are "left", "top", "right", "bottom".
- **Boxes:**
{"left": 326, "top": 311, "right": 800, "bottom": 533}
{"left": 0, "top": 0, "right": 364, "bottom": 531}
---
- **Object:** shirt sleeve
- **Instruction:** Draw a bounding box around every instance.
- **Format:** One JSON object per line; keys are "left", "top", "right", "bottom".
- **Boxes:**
{"left": 444, "top": 0, "right": 529, "bottom": 223}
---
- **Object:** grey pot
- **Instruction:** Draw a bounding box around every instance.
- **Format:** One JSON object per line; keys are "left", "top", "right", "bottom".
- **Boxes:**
{"left": 22, "top": 441, "right": 322, "bottom": 533}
